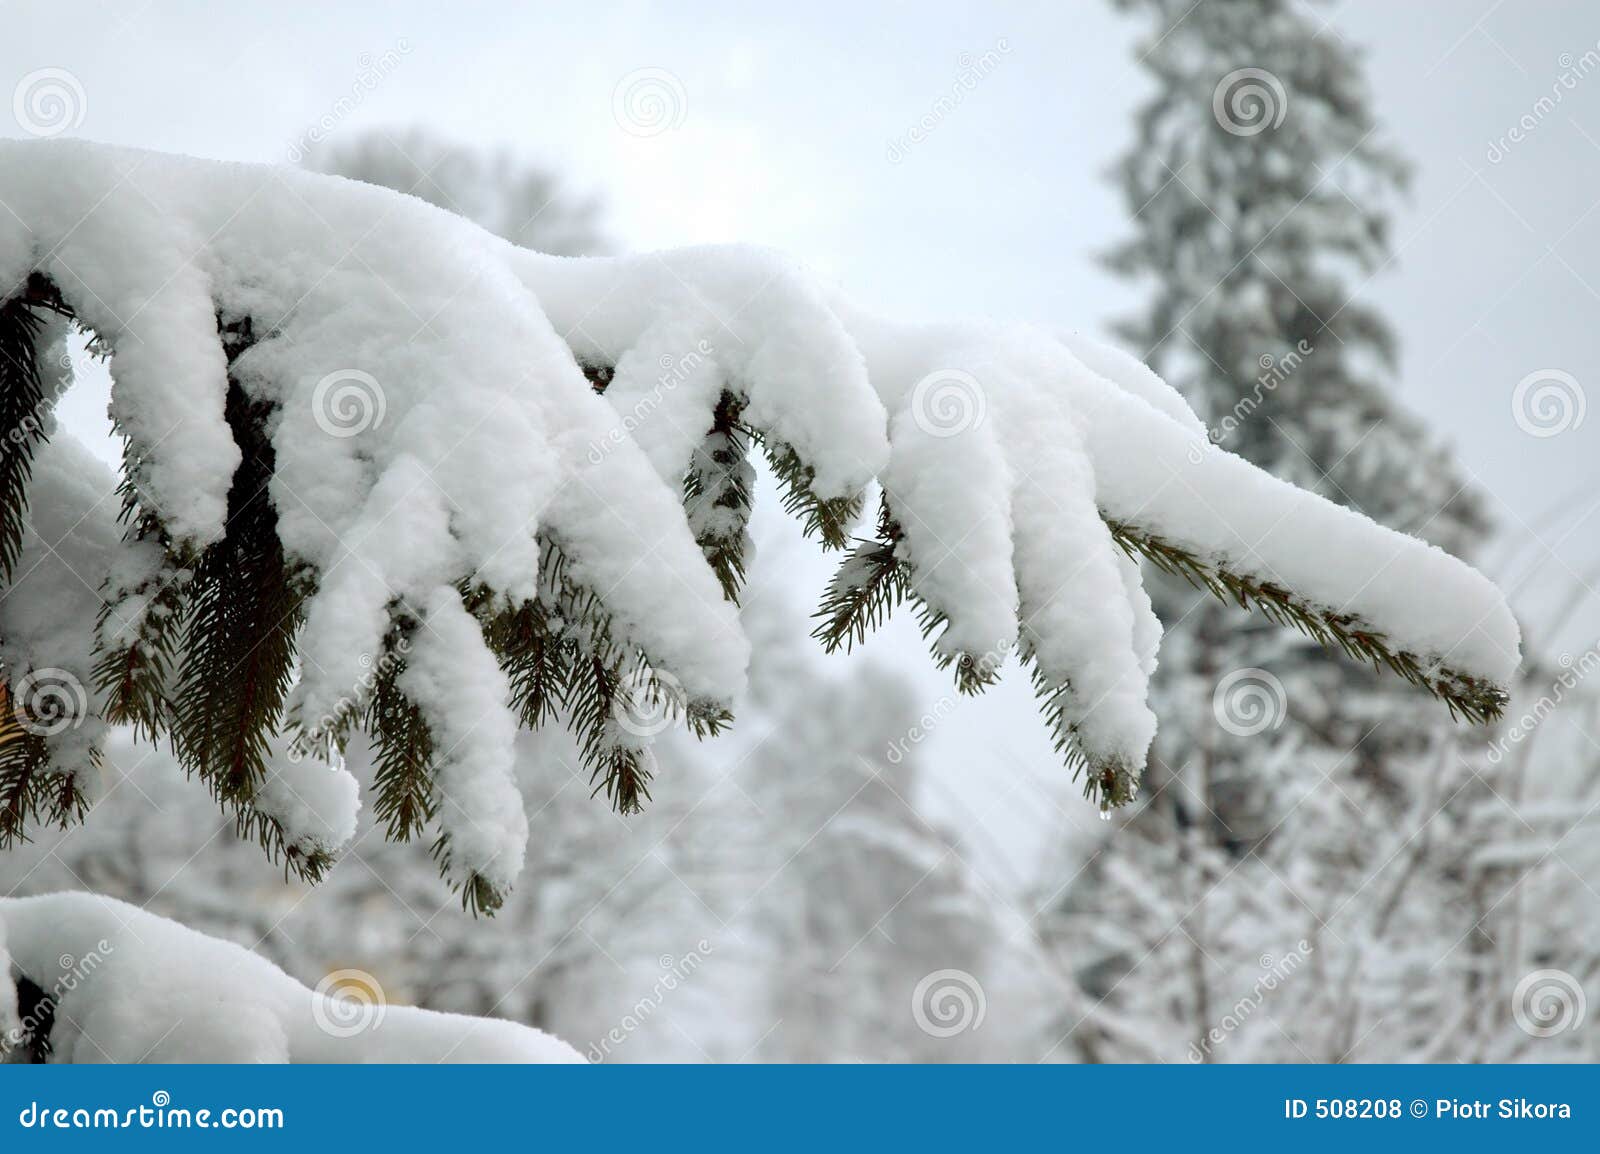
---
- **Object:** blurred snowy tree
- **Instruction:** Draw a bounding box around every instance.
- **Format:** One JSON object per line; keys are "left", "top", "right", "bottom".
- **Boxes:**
{"left": 1040, "top": 0, "right": 1581, "bottom": 1064}
{"left": 308, "top": 127, "right": 607, "bottom": 256}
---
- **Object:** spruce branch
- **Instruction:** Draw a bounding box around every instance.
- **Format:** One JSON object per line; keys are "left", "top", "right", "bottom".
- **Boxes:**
{"left": 364, "top": 612, "right": 438, "bottom": 845}
{"left": 0, "top": 685, "right": 91, "bottom": 849}
{"left": 527, "top": 533, "right": 731, "bottom": 814}
{"left": 812, "top": 511, "right": 910, "bottom": 655}
{"left": 473, "top": 584, "right": 564, "bottom": 731}
{"left": 684, "top": 390, "right": 755, "bottom": 602}
{"left": 1018, "top": 639, "right": 1137, "bottom": 812}
{"left": 92, "top": 453, "right": 196, "bottom": 743}
{"left": 0, "top": 281, "right": 57, "bottom": 582}
{"left": 1104, "top": 519, "right": 1508, "bottom": 724}
{"left": 811, "top": 497, "right": 1002, "bottom": 694}
{"left": 164, "top": 320, "right": 322, "bottom": 882}
{"left": 757, "top": 434, "right": 863, "bottom": 551}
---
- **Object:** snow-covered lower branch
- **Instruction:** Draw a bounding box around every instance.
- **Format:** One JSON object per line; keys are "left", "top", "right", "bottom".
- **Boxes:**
{"left": 0, "top": 892, "right": 581, "bottom": 1062}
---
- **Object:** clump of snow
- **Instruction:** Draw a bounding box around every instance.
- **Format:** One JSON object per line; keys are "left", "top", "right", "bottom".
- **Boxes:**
{"left": 397, "top": 588, "right": 528, "bottom": 893}
{"left": 0, "top": 427, "right": 122, "bottom": 798}
{"left": 0, "top": 912, "right": 17, "bottom": 1044}
{"left": 0, "top": 893, "right": 582, "bottom": 1062}
{"left": 511, "top": 246, "right": 888, "bottom": 502}
{"left": 250, "top": 746, "right": 361, "bottom": 865}
{"left": 1057, "top": 327, "right": 1209, "bottom": 438}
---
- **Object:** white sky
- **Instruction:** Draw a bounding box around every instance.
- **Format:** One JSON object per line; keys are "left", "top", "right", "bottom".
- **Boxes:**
{"left": 5, "top": 0, "right": 1597, "bottom": 880}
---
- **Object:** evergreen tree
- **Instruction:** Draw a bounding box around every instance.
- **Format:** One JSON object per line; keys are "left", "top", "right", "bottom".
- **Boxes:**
{"left": 307, "top": 128, "right": 607, "bottom": 257}
{"left": 1044, "top": 0, "right": 1516, "bottom": 1061}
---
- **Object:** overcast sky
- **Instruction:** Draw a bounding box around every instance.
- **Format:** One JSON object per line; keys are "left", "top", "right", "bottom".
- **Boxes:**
{"left": 6, "top": 0, "right": 1596, "bottom": 878}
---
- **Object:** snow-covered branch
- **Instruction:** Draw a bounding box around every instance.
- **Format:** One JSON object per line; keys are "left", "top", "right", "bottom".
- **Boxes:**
{"left": 0, "top": 141, "right": 1518, "bottom": 900}
{"left": 0, "top": 893, "right": 581, "bottom": 1062}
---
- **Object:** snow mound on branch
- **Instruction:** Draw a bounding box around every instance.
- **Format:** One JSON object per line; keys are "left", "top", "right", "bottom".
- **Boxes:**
{"left": 513, "top": 246, "right": 888, "bottom": 501}
{"left": 0, "top": 424, "right": 124, "bottom": 797}
{"left": 826, "top": 301, "right": 1520, "bottom": 688}
{"left": 0, "top": 138, "right": 746, "bottom": 733}
{"left": 250, "top": 746, "right": 362, "bottom": 865}
{"left": 0, "top": 893, "right": 581, "bottom": 1063}
{"left": 0, "top": 913, "right": 17, "bottom": 1043}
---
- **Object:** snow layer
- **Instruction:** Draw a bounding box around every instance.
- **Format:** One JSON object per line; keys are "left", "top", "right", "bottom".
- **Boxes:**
{"left": 0, "top": 892, "right": 582, "bottom": 1062}
{"left": 398, "top": 588, "right": 528, "bottom": 891}
{"left": 0, "top": 424, "right": 122, "bottom": 796}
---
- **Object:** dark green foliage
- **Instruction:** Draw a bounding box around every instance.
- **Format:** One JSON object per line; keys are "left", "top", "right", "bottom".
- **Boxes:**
{"left": 161, "top": 321, "right": 320, "bottom": 881}
{"left": 0, "top": 717, "right": 91, "bottom": 850}
{"left": 564, "top": 651, "right": 654, "bottom": 814}
{"left": 1106, "top": 519, "right": 1507, "bottom": 724}
{"left": 363, "top": 611, "right": 437, "bottom": 844}
{"left": 812, "top": 498, "right": 911, "bottom": 654}
{"left": 1016, "top": 637, "right": 1136, "bottom": 813}
{"left": 92, "top": 444, "right": 196, "bottom": 743}
{"left": 0, "top": 279, "right": 94, "bottom": 848}
{"left": 474, "top": 585, "right": 564, "bottom": 730}
{"left": 761, "top": 437, "right": 862, "bottom": 551}
{"left": 684, "top": 390, "right": 755, "bottom": 602}
{"left": 812, "top": 496, "right": 1000, "bottom": 694}
{"left": 0, "top": 276, "right": 68, "bottom": 583}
